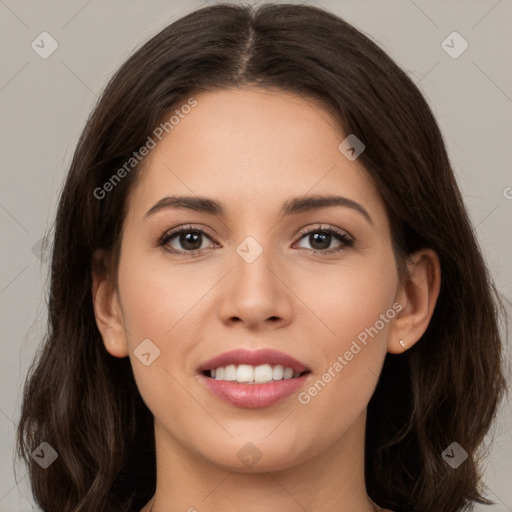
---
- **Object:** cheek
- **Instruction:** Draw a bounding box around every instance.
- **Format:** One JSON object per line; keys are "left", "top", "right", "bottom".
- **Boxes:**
{"left": 115, "top": 248, "right": 191, "bottom": 389}
{"left": 117, "top": 249, "right": 205, "bottom": 340}
{"left": 116, "top": 248, "right": 223, "bottom": 403}
{"left": 304, "top": 246, "right": 398, "bottom": 344}
{"left": 293, "top": 247, "right": 397, "bottom": 418}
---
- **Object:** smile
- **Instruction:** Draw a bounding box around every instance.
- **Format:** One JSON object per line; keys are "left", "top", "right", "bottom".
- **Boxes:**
{"left": 197, "top": 348, "right": 312, "bottom": 408}
{"left": 204, "top": 363, "right": 309, "bottom": 383}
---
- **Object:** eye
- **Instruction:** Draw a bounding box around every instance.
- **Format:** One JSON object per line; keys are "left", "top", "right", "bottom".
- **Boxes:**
{"left": 158, "top": 223, "right": 354, "bottom": 257}
{"left": 158, "top": 225, "right": 218, "bottom": 255}
{"left": 294, "top": 225, "right": 353, "bottom": 254}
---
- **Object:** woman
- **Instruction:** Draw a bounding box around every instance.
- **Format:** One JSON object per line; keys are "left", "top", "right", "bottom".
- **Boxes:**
{"left": 16, "top": 3, "right": 508, "bottom": 511}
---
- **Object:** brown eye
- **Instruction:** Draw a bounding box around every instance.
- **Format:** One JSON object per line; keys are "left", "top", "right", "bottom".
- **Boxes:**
{"left": 159, "top": 226, "right": 217, "bottom": 255}
{"left": 295, "top": 226, "right": 353, "bottom": 254}
{"left": 173, "top": 230, "right": 204, "bottom": 251}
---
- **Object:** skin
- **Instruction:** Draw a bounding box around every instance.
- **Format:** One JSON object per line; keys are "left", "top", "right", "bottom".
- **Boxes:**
{"left": 92, "top": 87, "right": 441, "bottom": 512}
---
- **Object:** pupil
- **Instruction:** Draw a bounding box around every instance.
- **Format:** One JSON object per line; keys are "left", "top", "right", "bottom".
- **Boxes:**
{"left": 181, "top": 231, "right": 201, "bottom": 250}
{"left": 311, "top": 232, "right": 330, "bottom": 250}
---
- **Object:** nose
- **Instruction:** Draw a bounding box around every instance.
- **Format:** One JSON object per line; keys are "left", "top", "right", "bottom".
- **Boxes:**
{"left": 216, "top": 242, "right": 294, "bottom": 330}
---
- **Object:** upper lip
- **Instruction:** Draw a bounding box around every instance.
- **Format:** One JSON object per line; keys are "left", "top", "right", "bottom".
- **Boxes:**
{"left": 197, "top": 348, "right": 310, "bottom": 374}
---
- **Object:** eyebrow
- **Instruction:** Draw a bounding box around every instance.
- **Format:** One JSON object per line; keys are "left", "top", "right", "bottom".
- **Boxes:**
{"left": 144, "top": 194, "right": 373, "bottom": 225}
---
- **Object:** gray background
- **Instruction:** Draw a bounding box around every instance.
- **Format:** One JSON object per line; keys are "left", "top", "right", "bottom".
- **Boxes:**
{"left": 1, "top": 0, "right": 511, "bottom": 510}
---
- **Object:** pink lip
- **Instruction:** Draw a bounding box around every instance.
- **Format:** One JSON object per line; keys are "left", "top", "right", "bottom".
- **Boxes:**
{"left": 199, "top": 372, "right": 311, "bottom": 408}
{"left": 197, "top": 348, "right": 310, "bottom": 374}
{"left": 196, "top": 348, "right": 311, "bottom": 409}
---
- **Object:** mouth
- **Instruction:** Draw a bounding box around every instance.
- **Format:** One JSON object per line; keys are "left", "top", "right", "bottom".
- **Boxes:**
{"left": 196, "top": 348, "right": 312, "bottom": 408}
{"left": 197, "top": 347, "right": 311, "bottom": 383}
{"left": 201, "top": 366, "right": 311, "bottom": 384}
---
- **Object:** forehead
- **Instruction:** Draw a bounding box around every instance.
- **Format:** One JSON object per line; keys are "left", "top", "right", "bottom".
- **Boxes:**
{"left": 125, "top": 87, "right": 386, "bottom": 225}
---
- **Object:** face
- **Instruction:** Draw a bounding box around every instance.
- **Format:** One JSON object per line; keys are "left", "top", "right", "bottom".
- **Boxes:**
{"left": 100, "top": 87, "right": 406, "bottom": 472}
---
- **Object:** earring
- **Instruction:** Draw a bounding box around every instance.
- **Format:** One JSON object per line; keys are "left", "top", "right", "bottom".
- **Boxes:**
{"left": 399, "top": 339, "right": 406, "bottom": 349}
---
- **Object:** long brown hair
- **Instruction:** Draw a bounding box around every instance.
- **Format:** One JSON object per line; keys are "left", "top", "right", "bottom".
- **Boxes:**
{"left": 16, "top": 3, "right": 508, "bottom": 511}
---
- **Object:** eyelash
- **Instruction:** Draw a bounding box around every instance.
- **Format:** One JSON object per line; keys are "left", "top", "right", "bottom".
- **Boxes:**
{"left": 157, "top": 224, "right": 354, "bottom": 257}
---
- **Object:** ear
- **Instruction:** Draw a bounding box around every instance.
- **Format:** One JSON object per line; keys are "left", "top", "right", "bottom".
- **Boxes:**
{"left": 91, "top": 248, "right": 129, "bottom": 358}
{"left": 388, "top": 248, "right": 441, "bottom": 354}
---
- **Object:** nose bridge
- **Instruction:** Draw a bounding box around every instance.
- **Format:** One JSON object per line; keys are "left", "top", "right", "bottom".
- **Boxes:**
{"left": 233, "top": 232, "right": 279, "bottom": 298}
{"left": 216, "top": 229, "right": 293, "bottom": 327}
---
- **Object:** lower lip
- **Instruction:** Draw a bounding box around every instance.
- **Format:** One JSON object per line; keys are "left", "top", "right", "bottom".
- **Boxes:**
{"left": 199, "top": 372, "right": 310, "bottom": 408}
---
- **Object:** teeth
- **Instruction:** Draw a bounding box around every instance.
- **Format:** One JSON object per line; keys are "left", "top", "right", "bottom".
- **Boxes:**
{"left": 272, "top": 364, "right": 284, "bottom": 380}
{"left": 224, "top": 364, "right": 237, "bottom": 381}
{"left": 237, "top": 364, "right": 255, "bottom": 383}
{"left": 209, "top": 363, "right": 304, "bottom": 383}
{"left": 284, "top": 367, "right": 294, "bottom": 379}
{"left": 254, "top": 364, "right": 272, "bottom": 382}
